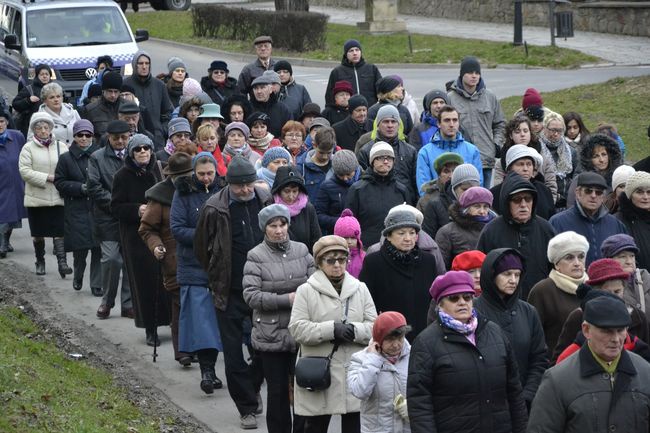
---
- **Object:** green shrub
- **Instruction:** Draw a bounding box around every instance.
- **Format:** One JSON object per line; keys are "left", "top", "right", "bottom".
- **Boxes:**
{"left": 192, "top": 5, "right": 328, "bottom": 51}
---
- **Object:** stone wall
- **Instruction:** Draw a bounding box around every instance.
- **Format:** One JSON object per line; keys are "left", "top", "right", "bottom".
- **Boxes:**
{"left": 309, "top": 0, "right": 650, "bottom": 37}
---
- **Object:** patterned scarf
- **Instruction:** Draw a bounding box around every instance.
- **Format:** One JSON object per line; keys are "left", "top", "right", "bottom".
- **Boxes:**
{"left": 164, "top": 139, "right": 175, "bottom": 155}
{"left": 223, "top": 142, "right": 253, "bottom": 160}
{"left": 438, "top": 309, "right": 478, "bottom": 335}
{"left": 248, "top": 133, "right": 275, "bottom": 153}
{"left": 34, "top": 135, "right": 52, "bottom": 147}
{"left": 539, "top": 133, "right": 573, "bottom": 179}
{"left": 274, "top": 192, "right": 308, "bottom": 217}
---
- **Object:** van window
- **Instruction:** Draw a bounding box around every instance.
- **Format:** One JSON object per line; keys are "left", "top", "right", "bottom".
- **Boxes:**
{"left": 26, "top": 6, "right": 131, "bottom": 48}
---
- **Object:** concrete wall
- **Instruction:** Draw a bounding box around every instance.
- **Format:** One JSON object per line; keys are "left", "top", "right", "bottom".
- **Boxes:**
{"left": 310, "top": 0, "right": 650, "bottom": 37}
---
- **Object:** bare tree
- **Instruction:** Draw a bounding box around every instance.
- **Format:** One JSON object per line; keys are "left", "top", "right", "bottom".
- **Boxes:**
{"left": 275, "top": 0, "right": 309, "bottom": 11}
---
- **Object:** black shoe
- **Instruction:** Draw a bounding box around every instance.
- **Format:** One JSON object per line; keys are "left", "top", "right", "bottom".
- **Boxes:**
{"left": 34, "top": 240, "right": 45, "bottom": 275}
{"left": 6, "top": 230, "right": 13, "bottom": 253}
{"left": 213, "top": 374, "right": 223, "bottom": 389}
{"left": 35, "top": 261, "right": 45, "bottom": 276}
{"left": 200, "top": 370, "right": 215, "bottom": 394}
{"left": 73, "top": 279, "right": 82, "bottom": 291}
{"left": 91, "top": 287, "right": 103, "bottom": 297}
{"left": 145, "top": 330, "right": 160, "bottom": 347}
{"left": 178, "top": 356, "right": 193, "bottom": 367}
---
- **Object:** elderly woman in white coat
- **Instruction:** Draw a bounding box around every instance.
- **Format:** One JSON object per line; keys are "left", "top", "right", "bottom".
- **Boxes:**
{"left": 289, "top": 235, "right": 377, "bottom": 433}
{"left": 243, "top": 204, "right": 316, "bottom": 433}
{"left": 19, "top": 111, "right": 72, "bottom": 277}
{"left": 347, "top": 311, "right": 411, "bottom": 433}
{"left": 31, "top": 82, "right": 80, "bottom": 147}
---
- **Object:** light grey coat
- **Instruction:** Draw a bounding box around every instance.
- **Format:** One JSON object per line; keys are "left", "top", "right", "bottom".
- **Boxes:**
{"left": 243, "top": 239, "right": 315, "bottom": 353}
{"left": 289, "top": 270, "right": 377, "bottom": 416}
{"left": 348, "top": 341, "right": 411, "bottom": 433}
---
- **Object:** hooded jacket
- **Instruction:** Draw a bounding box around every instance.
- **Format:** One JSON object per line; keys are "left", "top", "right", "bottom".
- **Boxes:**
{"left": 490, "top": 173, "right": 555, "bottom": 221}
{"left": 447, "top": 78, "right": 506, "bottom": 169}
{"left": 416, "top": 130, "right": 484, "bottom": 195}
{"left": 314, "top": 173, "right": 356, "bottom": 234}
{"left": 345, "top": 168, "right": 411, "bottom": 247}
{"left": 123, "top": 50, "right": 174, "bottom": 145}
{"left": 435, "top": 201, "right": 492, "bottom": 269}
{"left": 477, "top": 173, "right": 556, "bottom": 299}
{"left": 474, "top": 248, "right": 549, "bottom": 407}
{"left": 19, "top": 136, "right": 67, "bottom": 208}
{"left": 325, "top": 55, "right": 382, "bottom": 106}
{"left": 295, "top": 149, "right": 335, "bottom": 202}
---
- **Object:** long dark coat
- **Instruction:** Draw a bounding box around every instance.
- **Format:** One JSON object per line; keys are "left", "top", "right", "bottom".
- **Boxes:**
{"left": 617, "top": 192, "right": 650, "bottom": 272}
{"left": 111, "top": 155, "right": 170, "bottom": 329}
{"left": 54, "top": 141, "right": 99, "bottom": 251}
{"left": 0, "top": 130, "right": 27, "bottom": 224}
{"left": 87, "top": 146, "right": 124, "bottom": 242}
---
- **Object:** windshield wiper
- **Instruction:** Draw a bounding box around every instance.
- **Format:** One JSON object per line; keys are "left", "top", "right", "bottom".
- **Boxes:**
{"left": 69, "top": 41, "right": 107, "bottom": 46}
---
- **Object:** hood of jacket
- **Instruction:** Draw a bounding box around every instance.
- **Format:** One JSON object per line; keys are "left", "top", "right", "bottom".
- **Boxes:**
{"left": 499, "top": 172, "right": 538, "bottom": 225}
{"left": 449, "top": 77, "right": 486, "bottom": 99}
{"left": 174, "top": 172, "right": 222, "bottom": 196}
{"left": 431, "top": 130, "right": 467, "bottom": 150}
{"left": 370, "top": 117, "right": 406, "bottom": 142}
{"left": 479, "top": 248, "right": 526, "bottom": 310}
{"left": 579, "top": 134, "right": 622, "bottom": 184}
{"left": 131, "top": 50, "right": 152, "bottom": 81}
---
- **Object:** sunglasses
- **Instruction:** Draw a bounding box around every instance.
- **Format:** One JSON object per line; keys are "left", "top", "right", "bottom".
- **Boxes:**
{"left": 582, "top": 187, "right": 605, "bottom": 196}
{"left": 323, "top": 257, "right": 348, "bottom": 265}
{"left": 510, "top": 195, "right": 533, "bottom": 204}
{"left": 75, "top": 133, "right": 93, "bottom": 138}
{"left": 132, "top": 146, "right": 150, "bottom": 153}
{"left": 446, "top": 293, "right": 474, "bottom": 303}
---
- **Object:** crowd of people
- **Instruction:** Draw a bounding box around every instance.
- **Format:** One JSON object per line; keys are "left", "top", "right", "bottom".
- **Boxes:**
{"left": 2, "top": 33, "right": 650, "bottom": 433}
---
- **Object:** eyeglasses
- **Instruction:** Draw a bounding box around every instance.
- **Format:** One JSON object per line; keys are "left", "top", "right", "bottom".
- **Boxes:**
{"left": 75, "top": 133, "right": 93, "bottom": 138}
{"left": 510, "top": 195, "right": 533, "bottom": 204}
{"left": 582, "top": 187, "right": 605, "bottom": 196}
{"left": 375, "top": 156, "right": 394, "bottom": 162}
{"left": 173, "top": 132, "right": 191, "bottom": 139}
{"left": 132, "top": 146, "right": 150, "bottom": 153}
{"left": 446, "top": 293, "right": 474, "bottom": 303}
{"left": 212, "top": 70, "right": 227, "bottom": 75}
{"left": 285, "top": 133, "right": 303, "bottom": 139}
{"left": 323, "top": 257, "right": 348, "bottom": 265}
{"left": 546, "top": 127, "right": 564, "bottom": 134}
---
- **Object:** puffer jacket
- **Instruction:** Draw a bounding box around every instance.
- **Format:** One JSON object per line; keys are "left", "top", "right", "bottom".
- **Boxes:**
{"left": 348, "top": 341, "right": 411, "bottom": 433}
{"left": 289, "top": 270, "right": 377, "bottom": 416}
{"left": 243, "top": 239, "right": 315, "bottom": 352}
{"left": 19, "top": 138, "right": 67, "bottom": 207}
{"left": 170, "top": 174, "right": 222, "bottom": 286}
{"left": 325, "top": 56, "right": 382, "bottom": 106}
{"left": 435, "top": 201, "right": 490, "bottom": 269}
{"left": 448, "top": 78, "right": 506, "bottom": 169}
{"left": 474, "top": 248, "right": 549, "bottom": 407}
{"left": 314, "top": 173, "right": 354, "bottom": 235}
{"left": 296, "top": 149, "right": 335, "bottom": 202}
{"left": 527, "top": 345, "right": 650, "bottom": 433}
{"left": 33, "top": 104, "right": 80, "bottom": 146}
{"left": 477, "top": 173, "right": 556, "bottom": 299}
{"left": 407, "top": 316, "right": 528, "bottom": 433}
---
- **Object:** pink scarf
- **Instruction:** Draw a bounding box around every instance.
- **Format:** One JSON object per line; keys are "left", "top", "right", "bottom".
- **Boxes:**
{"left": 274, "top": 192, "right": 308, "bottom": 217}
{"left": 346, "top": 246, "right": 365, "bottom": 278}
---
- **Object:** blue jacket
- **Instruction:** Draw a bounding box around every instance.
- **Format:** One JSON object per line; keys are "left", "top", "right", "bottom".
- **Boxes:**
{"left": 416, "top": 131, "right": 483, "bottom": 196}
{"left": 296, "top": 149, "right": 335, "bottom": 203}
{"left": 314, "top": 168, "right": 360, "bottom": 234}
{"left": 170, "top": 175, "right": 222, "bottom": 286}
{"left": 550, "top": 203, "right": 627, "bottom": 266}
{"left": 0, "top": 129, "right": 27, "bottom": 224}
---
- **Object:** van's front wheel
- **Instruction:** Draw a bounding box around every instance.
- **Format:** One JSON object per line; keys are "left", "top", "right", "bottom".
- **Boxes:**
{"left": 149, "top": 0, "right": 164, "bottom": 10}
{"left": 163, "top": 0, "right": 191, "bottom": 10}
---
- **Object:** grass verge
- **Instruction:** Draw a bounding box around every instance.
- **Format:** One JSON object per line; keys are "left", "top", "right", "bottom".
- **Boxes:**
{"left": 500, "top": 75, "right": 650, "bottom": 162}
{"left": 126, "top": 11, "right": 600, "bottom": 68}
{"left": 0, "top": 306, "right": 161, "bottom": 433}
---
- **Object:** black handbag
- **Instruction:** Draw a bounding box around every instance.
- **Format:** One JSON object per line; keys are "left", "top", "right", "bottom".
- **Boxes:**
{"left": 295, "top": 299, "right": 350, "bottom": 392}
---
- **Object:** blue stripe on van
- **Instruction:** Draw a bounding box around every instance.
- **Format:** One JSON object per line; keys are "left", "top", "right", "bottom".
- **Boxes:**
{"left": 30, "top": 53, "right": 134, "bottom": 69}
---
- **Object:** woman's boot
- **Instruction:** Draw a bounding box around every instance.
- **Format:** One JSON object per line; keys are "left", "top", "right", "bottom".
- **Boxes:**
{"left": 6, "top": 229, "right": 14, "bottom": 252}
{"left": 53, "top": 238, "right": 73, "bottom": 278}
{"left": 0, "top": 232, "right": 7, "bottom": 258}
{"left": 34, "top": 239, "right": 45, "bottom": 275}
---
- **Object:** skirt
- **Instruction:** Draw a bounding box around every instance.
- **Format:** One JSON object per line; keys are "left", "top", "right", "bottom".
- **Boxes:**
{"left": 179, "top": 285, "right": 223, "bottom": 352}
{"left": 27, "top": 206, "right": 64, "bottom": 238}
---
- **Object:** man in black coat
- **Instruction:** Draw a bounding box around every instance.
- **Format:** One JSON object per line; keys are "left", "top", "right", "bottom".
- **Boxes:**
{"left": 86, "top": 120, "right": 132, "bottom": 320}
{"left": 249, "top": 74, "right": 291, "bottom": 138}
{"left": 79, "top": 71, "right": 122, "bottom": 141}
{"left": 122, "top": 50, "right": 173, "bottom": 146}
{"left": 332, "top": 94, "right": 368, "bottom": 152}
{"left": 477, "top": 172, "right": 556, "bottom": 299}
{"left": 325, "top": 39, "right": 382, "bottom": 106}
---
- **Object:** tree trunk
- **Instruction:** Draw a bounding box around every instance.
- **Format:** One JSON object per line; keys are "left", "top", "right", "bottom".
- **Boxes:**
{"left": 275, "top": 0, "right": 309, "bottom": 11}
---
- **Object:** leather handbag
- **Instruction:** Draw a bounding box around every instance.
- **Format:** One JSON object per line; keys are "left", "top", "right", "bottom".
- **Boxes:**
{"left": 295, "top": 299, "right": 350, "bottom": 392}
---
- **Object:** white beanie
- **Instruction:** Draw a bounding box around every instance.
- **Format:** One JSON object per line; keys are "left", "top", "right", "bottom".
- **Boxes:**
{"left": 388, "top": 203, "right": 424, "bottom": 225}
{"left": 506, "top": 144, "right": 542, "bottom": 170}
{"left": 625, "top": 171, "right": 650, "bottom": 199}
{"left": 547, "top": 231, "right": 590, "bottom": 264}
{"left": 369, "top": 141, "right": 394, "bottom": 164}
{"left": 612, "top": 165, "right": 635, "bottom": 190}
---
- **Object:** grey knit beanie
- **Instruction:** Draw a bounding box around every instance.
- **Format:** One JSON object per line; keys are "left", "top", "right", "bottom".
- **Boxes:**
{"left": 382, "top": 210, "right": 421, "bottom": 237}
{"left": 127, "top": 133, "right": 153, "bottom": 157}
{"left": 331, "top": 150, "right": 359, "bottom": 176}
{"left": 258, "top": 204, "right": 290, "bottom": 231}
{"left": 451, "top": 163, "right": 480, "bottom": 191}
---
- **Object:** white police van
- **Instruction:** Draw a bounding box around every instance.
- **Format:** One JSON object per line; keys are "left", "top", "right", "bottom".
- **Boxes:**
{"left": 0, "top": 0, "right": 148, "bottom": 103}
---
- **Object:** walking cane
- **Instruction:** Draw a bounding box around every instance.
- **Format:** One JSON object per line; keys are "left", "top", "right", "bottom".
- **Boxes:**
{"left": 152, "top": 257, "right": 163, "bottom": 363}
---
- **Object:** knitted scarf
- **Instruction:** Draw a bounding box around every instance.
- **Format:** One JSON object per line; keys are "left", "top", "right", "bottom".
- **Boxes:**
{"left": 248, "top": 133, "right": 275, "bottom": 153}
{"left": 346, "top": 246, "right": 365, "bottom": 279}
{"left": 438, "top": 309, "right": 478, "bottom": 345}
{"left": 383, "top": 239, "right": 420, "bottom": 265}
{"left": 223, "top": 142, "right": 253, "bottom": 161}
{"left": 34, "top": 135, "right": 52, "bottom": 147}
{"left": 274, "top": 192, "right": 308, "bottom": 217}
{"left": 256, "top": 167, "right": 276, "bottom": 189}
{"left": 539, "top": 133, "right": 573, "bottom": 179}
{"left": 548, "top": 269, "right": 587, "bottom": 295}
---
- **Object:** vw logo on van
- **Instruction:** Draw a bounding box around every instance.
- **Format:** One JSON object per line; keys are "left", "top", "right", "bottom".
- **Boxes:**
{"left": 85, "top": 68, "right": 98, "bottom": 79}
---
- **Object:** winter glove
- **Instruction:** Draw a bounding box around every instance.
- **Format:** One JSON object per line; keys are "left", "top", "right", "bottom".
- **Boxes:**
{"left": 333, "top": 322, "right": 355, "bottom": 343}
{"left": 81, "top": 183, "right": 88, "bottom": 196}
{"left": 394, "top": 394, "right": 409, "bottom": 422}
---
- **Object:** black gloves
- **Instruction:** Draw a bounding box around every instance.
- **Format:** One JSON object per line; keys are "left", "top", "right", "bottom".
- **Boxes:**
{"left": 333, "top": 323, "right": 355, "bottom": 343}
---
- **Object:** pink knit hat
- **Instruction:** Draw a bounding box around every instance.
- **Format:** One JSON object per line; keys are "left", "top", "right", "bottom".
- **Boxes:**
{"left": 182, "top": 78, "right": 202, "bottom": 97}
{"left": 334, "top": 209, "right": 363, "bottom": 250}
